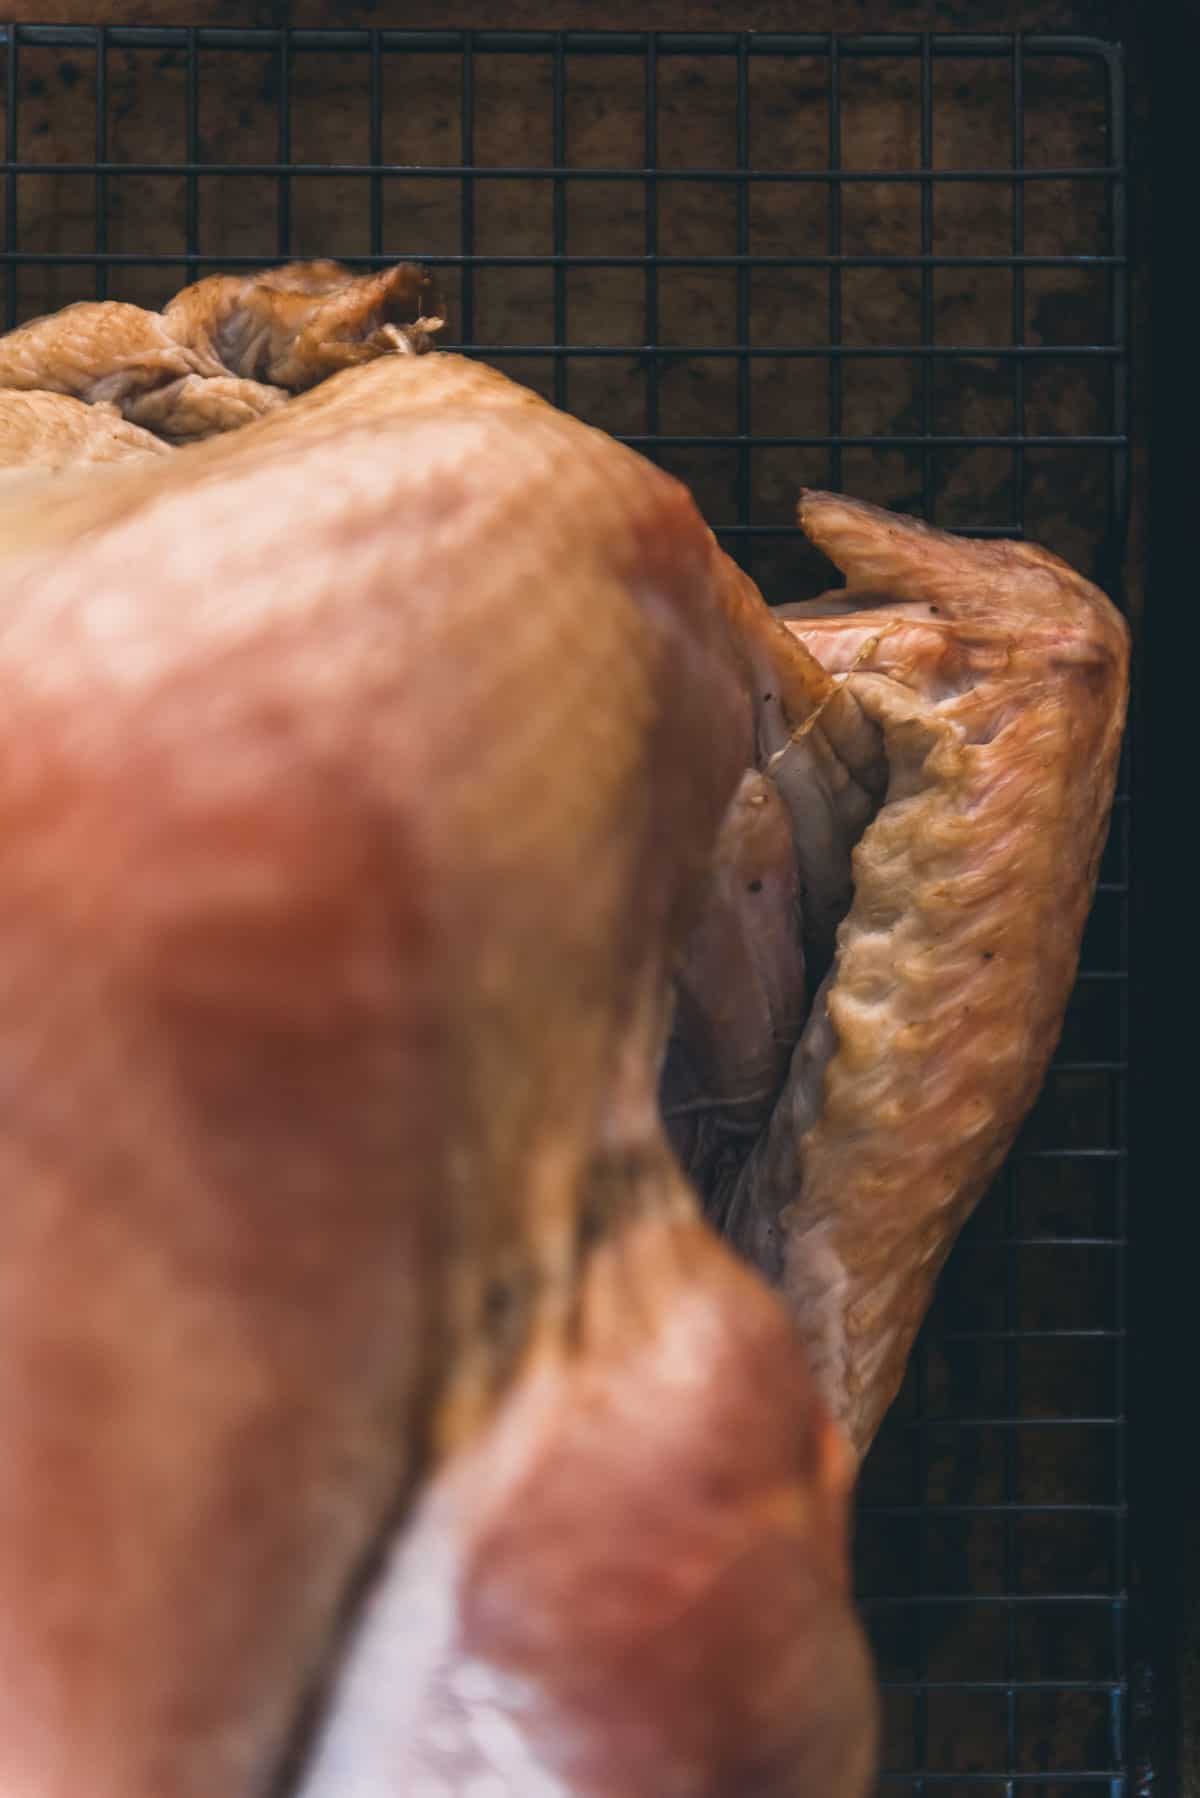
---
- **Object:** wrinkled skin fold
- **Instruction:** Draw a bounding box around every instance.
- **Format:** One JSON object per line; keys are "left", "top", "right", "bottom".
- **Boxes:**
{"left": 0, "top": 354, "right": 876, "bottom": 1798}
{"left": 0, "top": 260, "right": 443, "bottom": 444}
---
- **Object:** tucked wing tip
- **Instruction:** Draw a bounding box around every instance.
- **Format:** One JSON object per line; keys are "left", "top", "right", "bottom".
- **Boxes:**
{"left": 798, "top": 486, "right": 927, "bottom": 537}
{"left": 798, "top": 488, "right": 898, "bottom": 548}
{"left": 795, "top": 487, "right": 1129, "bottom": 650}
{"left": 795, "top": 488, "right": 931, "bottom": 587}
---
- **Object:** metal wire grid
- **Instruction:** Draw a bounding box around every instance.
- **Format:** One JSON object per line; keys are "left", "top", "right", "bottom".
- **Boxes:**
{"left": 0, "top": 25, "right": 1132, "bottom": 1793}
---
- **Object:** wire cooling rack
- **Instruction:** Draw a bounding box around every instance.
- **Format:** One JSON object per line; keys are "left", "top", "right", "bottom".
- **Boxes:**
{"left": 0, "top": 25, "right": 1134, "bottom": 1793}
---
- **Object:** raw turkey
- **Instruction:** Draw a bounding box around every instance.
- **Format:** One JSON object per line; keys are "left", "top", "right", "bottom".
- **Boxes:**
{"left": 0, "top": 352, "right": 876, "bottom": 1798}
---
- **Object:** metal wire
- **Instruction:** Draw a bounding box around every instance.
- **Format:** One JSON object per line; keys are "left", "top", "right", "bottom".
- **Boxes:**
{"left": 0, "top": 26, "right": 1132, "bottom": 1793}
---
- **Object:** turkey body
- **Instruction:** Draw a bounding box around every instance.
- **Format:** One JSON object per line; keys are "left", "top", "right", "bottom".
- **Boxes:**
{"left": 0, "top": 353, "right": 875, "bottom": 1798}
{"left": 0, "top": 338, "right": 1128, "bottom": 1792}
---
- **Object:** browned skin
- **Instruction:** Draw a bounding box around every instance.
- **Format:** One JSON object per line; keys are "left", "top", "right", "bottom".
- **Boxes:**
{"left": 0, "top": 357, "right": 875, "bottom": 1798}
{"left": 162, "top": 259, "right": 444, "bottom": 391}
{"left": 716, "top": 493, "right": 1130, "bottom": 1455}
{"left": 0, "top": 260, "right": 442, "bottom": 442}
{"left": 0, "top": 387, "right": 172, "bottom": 473}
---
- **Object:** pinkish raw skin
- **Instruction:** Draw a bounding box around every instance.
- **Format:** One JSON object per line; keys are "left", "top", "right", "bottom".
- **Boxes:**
{"left": 0, "top": 358, "right": 875, "bottom": 1798}
{"left": 720, "top": 492, "right": 1130, "bottom": 1458}
{"left": 294, "top": 1212, "right": 875, "bottom": 1798}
